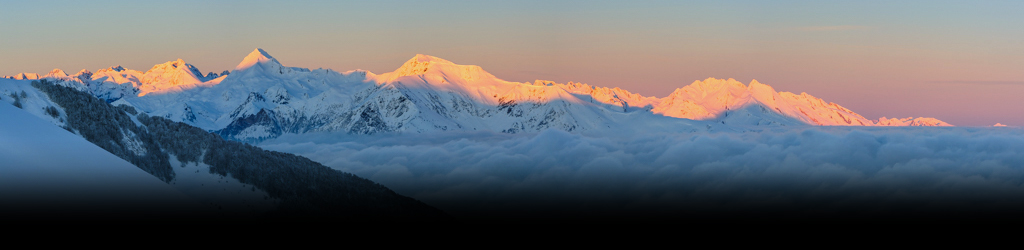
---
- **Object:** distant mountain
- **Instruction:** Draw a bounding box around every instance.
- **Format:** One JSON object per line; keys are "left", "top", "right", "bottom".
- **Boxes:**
{"left": 5, "top": 48, "right": 951, "bottom": 142}
{"left": 5, "top": 59, "right": 224, "bottom": 102}
{"left": 874, "top": 116, "right": 952, "bottom": 126}
{"left": 0, "top": 78, "right": 450, "bottom": 221}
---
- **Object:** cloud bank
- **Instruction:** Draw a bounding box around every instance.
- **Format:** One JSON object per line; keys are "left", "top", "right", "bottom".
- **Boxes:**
{"left": 261, "top": 127, "right": 1024, "bottom": 220}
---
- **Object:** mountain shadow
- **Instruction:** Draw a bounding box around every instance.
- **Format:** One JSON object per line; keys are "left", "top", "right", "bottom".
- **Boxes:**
{"left": 30, "top": 79, "right": 451, "bottom": 222}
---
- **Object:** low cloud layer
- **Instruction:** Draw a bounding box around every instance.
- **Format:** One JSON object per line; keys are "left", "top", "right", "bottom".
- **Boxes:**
{"left": 261, "top": 127, "right": 1024, "bottom": 220}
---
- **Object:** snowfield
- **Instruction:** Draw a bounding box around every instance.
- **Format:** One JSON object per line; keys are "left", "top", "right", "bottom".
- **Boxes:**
{"left": 0, "top": 102, "right": 204, "bottom": 219}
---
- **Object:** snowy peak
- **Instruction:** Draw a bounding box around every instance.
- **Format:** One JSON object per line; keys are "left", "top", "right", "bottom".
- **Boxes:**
{"left": 394, "top": 54, "right": 457, "bottom": 76}
{"left": 5, "top": 73, "right": 40, "bottom": 80}
{"left": 382, "top": 54, "right": 496, "bottom": 82}
{"left": 5, "top": 49, "right": 954, "bottom": 137}
{"left": 141, "top": 59, "right": 203, "bottom": 86}
{"left": 135, "top": 58, "right": 210, "bottom": 96}
{"left": 144, "top": 59, "right": 190, "bottom": 75}
{"left": 45, "top": 69, "right": 68, "bottom": 78}
{"left": 650, "top": 78, "right": 890, "bottom": 126}
{"left": 663, "top": 77, "right": 753, "bottom": 107}
{"left": 664, "top": 78, "right": 750, "bottom": 102}
{"left": 692, "top": 77, "right": 747, "bottom": 92}
{"left": 97, "top": 65, "right": 127, "bottom": 72}
{"left": 875, "top": 117, "right": 953, "bottom": 126}
{"left": 93, "top": 66, "right": 143, "bottom": 82}
{"left": 234, "top": 48, "right": 281, "bottom": 72}
{"left": 73, "top": 69, "right": 92, "bottom": 78}
{"left": 656, "top": 78, "right": 755, "bottom": 119}
{"left": 69, "top": 69, "right": 94, "bottom": 82}
{"left": 154, "top": 58, "right": 187, "bottom": 69}
{"left": 747, "top": 79, "right": 775, "bottom": 94}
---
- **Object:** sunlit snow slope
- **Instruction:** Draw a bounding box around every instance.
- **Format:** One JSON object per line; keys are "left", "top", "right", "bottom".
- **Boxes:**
{"left": 0, "top": 102, "right": 203, "bottom": 219}
{"left": 5, "top": 48, "right": 951, "bottom": 142}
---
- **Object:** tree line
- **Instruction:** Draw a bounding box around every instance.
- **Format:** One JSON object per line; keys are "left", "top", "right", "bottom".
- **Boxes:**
{"left": 31, "top": 79, "right": 448, "bottom": 221}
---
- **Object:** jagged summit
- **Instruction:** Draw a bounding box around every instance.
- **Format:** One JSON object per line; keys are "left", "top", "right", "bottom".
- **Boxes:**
{"left": 95, "top": 65, "right": 128, "bottom": 74}
{"left": 11, "top": 73, "right": 40, "bottom": 80}
{"left": 3, "top": 49, "right": 954, "bottom": 141}
{"left": 253, "top": 48, "right": 274, "bottom": 59}
{"left": 45, "top": 69, "right": 68, "bottom": 78}
{"left": 234, "top": 48, "right": 281, "bottom": 71}
{"left": 73, "top": 69, "right": 93, "bottom": 80}
{"left": 168, "top": 59, "right": 187, "bottom": 67}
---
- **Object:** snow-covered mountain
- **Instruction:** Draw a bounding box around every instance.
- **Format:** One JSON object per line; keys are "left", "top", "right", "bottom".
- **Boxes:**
{"left": 874, "top": 116, "right": 952, "bottom": 126}
{"left": 0, "top": 100, "right": 204, "bottom": 219}
{"left": 1, "top": 78, "right": 450, "bottom": 220}
{"left": 5, "top": 48, "right": 951, "bottom": 142}
{"left": 116, "top": 50, "right": 625, "bottom": 141}
{"left": 4, "top": 58, "right": 225, "bottom": 102}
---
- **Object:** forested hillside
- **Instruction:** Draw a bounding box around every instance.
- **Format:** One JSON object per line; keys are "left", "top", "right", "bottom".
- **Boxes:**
{"left": 29, "top": 79, "right": 449, "bottom": 221}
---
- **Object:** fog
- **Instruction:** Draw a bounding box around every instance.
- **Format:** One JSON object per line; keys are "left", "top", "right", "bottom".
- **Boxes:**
{"left": 261, "top": 126, "right": 1024, "bottom": 220}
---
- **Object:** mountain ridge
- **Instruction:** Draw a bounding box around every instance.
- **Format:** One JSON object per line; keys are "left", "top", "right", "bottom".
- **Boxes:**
{"left": 1, "top": 78, "right": 451, "bottom": 220}
{"left": 4, "top": 49, "right": 952, "bottom": 141}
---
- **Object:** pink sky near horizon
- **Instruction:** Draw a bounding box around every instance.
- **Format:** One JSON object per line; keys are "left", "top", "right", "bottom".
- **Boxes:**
{"left": 1, "top": 1, "right": 1022, "bottom": 126}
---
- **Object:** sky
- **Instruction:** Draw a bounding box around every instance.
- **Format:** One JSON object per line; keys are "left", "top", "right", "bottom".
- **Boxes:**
{"left": 1, "top": 0, "right": 1022, "bottom": 126}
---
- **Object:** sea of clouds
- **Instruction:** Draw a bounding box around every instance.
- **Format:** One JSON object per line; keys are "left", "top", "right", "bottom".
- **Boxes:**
{"left": 260, "top": 126, "right": 1024, "bottom": 220}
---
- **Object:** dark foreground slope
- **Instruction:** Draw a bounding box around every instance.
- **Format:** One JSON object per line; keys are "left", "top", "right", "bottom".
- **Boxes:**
{"left": 0, "top": 102, "right": 207, "bottom": 221}
{"left": 29, "top": 79, "right": 449, "bottom": 222}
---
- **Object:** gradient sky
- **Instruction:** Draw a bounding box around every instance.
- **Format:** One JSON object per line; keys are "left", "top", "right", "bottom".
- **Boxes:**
{"left": 2, "top": 0, "right": 1022, "bottom": 126}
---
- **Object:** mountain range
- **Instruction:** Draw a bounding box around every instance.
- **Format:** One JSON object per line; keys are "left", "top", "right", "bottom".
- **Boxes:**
{"left": 0, "top": 77, "right": 449, "bottom": 221}
{"left": 5, "top": 48, "right": 951, "bottom": 142}
{"left": 0, "top": 48, "right": 964, "bottom": 221}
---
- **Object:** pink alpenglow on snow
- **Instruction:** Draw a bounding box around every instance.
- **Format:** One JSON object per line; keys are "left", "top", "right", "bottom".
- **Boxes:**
{"left": 4, "top": 49, "right": 952, "bottom": 129}
{"left": 875, "top": 117, "right": 953, "bottom": 127}
{"left": 234, "top": 48, "right": 283, "bottom": 72}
